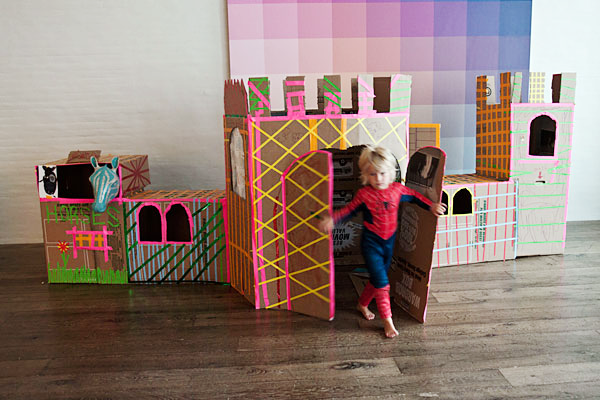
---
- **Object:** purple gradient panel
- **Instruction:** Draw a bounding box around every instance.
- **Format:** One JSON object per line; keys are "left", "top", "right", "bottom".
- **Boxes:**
{"left": 434, "top": 36, "right": 467, "bottom": 71}
{"left": 299, "top": 38, "right": 334, "bottom": 73}
{"left": 499, "top": 1, "right": 532, "bottom": 36}
{"left": 263, "top": 3, "right": 299, "bottom": 39}
{"left": 434, "top": 1, "right": 467, "bottom": 37}
{"left": 332, "top": 2, "right": 367, "bottom": 38}
{"left": 333, "top": 38, "right": 367, "bottom": 73}
{"left": 466, "top": 36, "right": 499, "bottom": 71}
{"left": 467, "top": 1, "right": 500, "bottom": 36}
{"left": 229, "top": 39, "right": 266, "bottom": 76}
{"left": 464, "top": 70, "right": 496, "bottom": 104}
{"left": 400, "top": 37, "right": 434, "bottom": 71}
{"left": 406, "top": 71, "right": 433, "bottom": 106}
{"left": 366, "top": 2, "right": 401, "bottom": 37}
{"left": 433, "top": 105, "right": 467, "bottom": 138}
{"left": 498, "top": 36, "right": 530, "bottom": 71}
{"left": 298, "top": 2, "right": 333, "bottom": 38}
{"left": 264, "top": 39, "right": 299, "bottom": 74}
{"left": 228, "top": 4, "right": 264, "bottom": 40}
{"left": 400, "top": 1, "right": 434, "bottom": 37}
{"left": 366, "top": 37, "right": 401, "bottom": 72}
{"left": 433, "top": 71, "right": 466, "bottom": 105}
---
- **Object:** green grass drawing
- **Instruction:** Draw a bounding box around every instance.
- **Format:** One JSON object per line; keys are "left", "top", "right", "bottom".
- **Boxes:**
{"left": 47, "top": 264, "right": 128, "bottom": 284}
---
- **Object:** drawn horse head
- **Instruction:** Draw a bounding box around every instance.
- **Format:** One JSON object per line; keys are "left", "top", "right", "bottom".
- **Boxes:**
{"left": 89, "top": 156, "right": 120, "bottom": 213}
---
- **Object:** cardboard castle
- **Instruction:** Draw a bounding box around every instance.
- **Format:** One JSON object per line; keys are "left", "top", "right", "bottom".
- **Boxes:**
{"left": 36, "top": 152, "right": 228, "bottom": 285}
{"left": 35, "top": 71, "right": 575, "bottom": 324}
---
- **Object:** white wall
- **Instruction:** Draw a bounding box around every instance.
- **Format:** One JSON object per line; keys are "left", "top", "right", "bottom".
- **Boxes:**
{"left": 529, "top": 0, "right": 600, "bottom": 221}
{"left": 0, "top": 1, "right": 230, "bottom": 243}
{"left": 0, "top": 0, "right": 598, "bottom": 244}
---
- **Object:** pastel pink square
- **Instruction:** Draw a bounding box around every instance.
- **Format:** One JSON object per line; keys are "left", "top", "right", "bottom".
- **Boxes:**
{"left": 264, "top": 39, "right": 299, "bottom": 74}
{"left": 400, "top": 1, "right": 434, "bottom": 37}
{"left": 400, "top": 37, "right": 434, "bottom": 71}
{"left": 263, "top": 3, "right": 299, "bottom": 39}
{"left": 299, "top": 39, "right": 333, "bottom": 73}
{"left": 405, "top": 71, "right": 434, "bottom": 106}
{"left": 332, "top": 3, "right": 367, "bottom": 38}
{"left": 228, "top": 4, "right": 264, "bottom": 40}
{"left": 298, "top": 3, "right": 333, "bottom": 38}
{"left": 366, "top": 3, "right": 401, "bottom": 38}
{"left": 367, "top": 38, "right": 401, "bottom": 72}
{"left": 229, "top": 39, "right": 266, "bottom": 76}
{"left": 333, "top": 38, "right": 367, "bottom": 73}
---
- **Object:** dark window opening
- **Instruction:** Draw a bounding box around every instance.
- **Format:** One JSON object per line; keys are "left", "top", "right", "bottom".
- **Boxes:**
{"left": 373, "top": 77, "right": 391, "bottom": 113}
{"left": 56, "top": 164, "right": 96, "bottom": 199}
{"left": 406, "top": 152, "right": 439, "bottom": 188}
{"left": 453, "top": 188, "right": 473, "bottom": 215}
{"left": 166, "top": 204, "right": 192, "bottom": 243}
{"left": 529, "top": 115, "right": 556, "bottom": 156}
{"left": 139, "top": 206, "right": 162, "bottom": 242}
{"left": 441, "top": 191, "right": 449, "bottom": 216}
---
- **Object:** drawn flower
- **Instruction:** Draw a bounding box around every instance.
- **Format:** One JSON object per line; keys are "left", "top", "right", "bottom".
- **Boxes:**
{"left": 57, "top": 241, "right": 70, "bottom": 254}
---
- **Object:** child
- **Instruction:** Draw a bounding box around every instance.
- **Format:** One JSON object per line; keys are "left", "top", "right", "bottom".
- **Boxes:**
{"left": 320, "top": 146, "right": 445, "bottom": 338}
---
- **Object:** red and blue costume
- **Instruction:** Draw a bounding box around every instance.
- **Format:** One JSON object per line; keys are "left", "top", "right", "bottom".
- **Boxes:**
{"left": 333, "top": 182, "right": 432, "bottom": 318}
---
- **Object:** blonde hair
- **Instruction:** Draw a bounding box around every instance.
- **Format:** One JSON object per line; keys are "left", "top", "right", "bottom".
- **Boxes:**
{"left": 358, "top": 145, "right": 397, "bottom": 186}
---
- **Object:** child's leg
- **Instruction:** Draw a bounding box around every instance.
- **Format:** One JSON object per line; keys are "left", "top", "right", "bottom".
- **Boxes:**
{"left": 357, "top": 282, "right": 376, "bottom": 320}
{"left": 374, "top": 285, "right": 398, "bottom": 338}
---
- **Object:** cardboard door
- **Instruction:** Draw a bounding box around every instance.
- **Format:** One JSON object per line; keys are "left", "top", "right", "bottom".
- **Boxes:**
{"left": 282, "top": 151, "right": 335, "bottom": 320}
{"left": 389, "top": 147, "right": 446, "bottom": 323}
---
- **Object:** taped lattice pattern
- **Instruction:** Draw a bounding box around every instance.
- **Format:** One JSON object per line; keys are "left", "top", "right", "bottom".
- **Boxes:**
{"left": 476, "top": 72, "right": 512, "bottom": 180}
{"left": 528, "top": 72, "right": 545, "bottom": 103}
{"left": 250, "top": 115, "right": 408, "bottom": 309}
{"left": 281, "top": 151, "right": 333, "bottom": 320}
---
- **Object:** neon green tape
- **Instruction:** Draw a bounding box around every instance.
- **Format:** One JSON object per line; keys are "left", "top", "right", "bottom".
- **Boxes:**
{"left": 389, "top": 106, "right": 409, "bottom": 111}
{"left": 390, "top": 88, "right": 410, "bottom": 92}
{"left": 519, "top": 194, "right": 566, "bottom": 197}
{"left": 519, "top": 240, "right": 564, "bottom": 244}
{"left": 323, "top": 76, "right": 340, "bottom": 92}
{"left": 519, "top": 206, "right": 564, "bottom": 210}
{"left": 520, "top": 182, "right": 566, "bottom": 186}
{"left": 519, "top": 223, "right": 565, "bottom": 227}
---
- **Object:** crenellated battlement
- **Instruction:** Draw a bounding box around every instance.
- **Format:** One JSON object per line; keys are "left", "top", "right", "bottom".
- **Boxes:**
{"left": 225, "top": 74, "right": 413, "bottom": 118}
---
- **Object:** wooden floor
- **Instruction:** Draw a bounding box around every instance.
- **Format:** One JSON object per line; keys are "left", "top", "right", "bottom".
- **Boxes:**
{"left": 1, "top": 221, "right": 599, "bottom": 399}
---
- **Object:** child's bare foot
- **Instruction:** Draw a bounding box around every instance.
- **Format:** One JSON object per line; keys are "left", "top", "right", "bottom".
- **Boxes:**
{"left": 357, "top": 304, "right": 375, "bottom": 320}
{"left": 383, "top": 317, "right": 398, "bottom": 338}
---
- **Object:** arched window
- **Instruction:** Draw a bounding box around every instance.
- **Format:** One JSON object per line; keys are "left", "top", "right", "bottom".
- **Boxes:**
{"left": 230, "top": 127, "right": 246, "bottom": 199}
{"left": 441, "top": 191, "right": 449, "bottom": 216}
{"left": 452, "top": 188, "right": 473, "bottom": 215}
{"left": 165, "top": 203, "right": 192, "bottom": 243}
{"left": 529, "top": 115, "right": 556, "bottom": 157}
{"left": 138, "top": 205, "right": 162, "bottom": 242}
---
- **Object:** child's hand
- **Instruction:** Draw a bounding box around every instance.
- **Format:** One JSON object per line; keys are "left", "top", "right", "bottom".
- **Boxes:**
{"left": 318, "top": 215, "right": 334, "bottom": 233}
{"left": 430, "top": 202, "right": 446, "bottom": 217}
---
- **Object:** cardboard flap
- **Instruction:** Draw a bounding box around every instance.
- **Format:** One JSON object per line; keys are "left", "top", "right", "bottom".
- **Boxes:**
{"left": 390, "top": 146, "right": 446, "bottom": 323}
{"left": 67, "top": 150, "right": 102, "bottom": 164}
{"left": 282, "top": 150, "right": 334, "bottom": 321}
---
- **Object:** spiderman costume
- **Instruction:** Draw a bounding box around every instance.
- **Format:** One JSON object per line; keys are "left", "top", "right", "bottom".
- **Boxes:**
{"left": 333, "top": 182, "right": 432, "bottom": 319}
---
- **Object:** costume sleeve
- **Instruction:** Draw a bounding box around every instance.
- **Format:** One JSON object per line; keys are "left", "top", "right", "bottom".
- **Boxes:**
{"left": 398, "top": 184, "right": 433, "bottom": 211}
{"left": 332, "top": 189, "right": 365, "bottom": 225}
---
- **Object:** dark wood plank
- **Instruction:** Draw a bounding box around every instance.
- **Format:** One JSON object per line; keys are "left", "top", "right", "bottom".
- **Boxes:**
{"left": 0, "top": 221, "right": 599, "bottom": 399}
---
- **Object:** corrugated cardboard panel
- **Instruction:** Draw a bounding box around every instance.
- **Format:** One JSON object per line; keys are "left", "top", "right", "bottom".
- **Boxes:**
{"left": 475, "top": 73, "right": 512, "bottom": 180}
{"left": 41, "top": 201, "right": 127, "bottom": 284}
{"left": 510, "top": 103, "right": 574, "bottom": 257}
{"left": 389, "top": 147, "right": 445, "bottom": 323}
{"left": 124, "top": 198, "right": 227, "bottom": 283}
{"left": 224, "top": 116, "right": 254, "bottom": 305}
{"left": 283, "top": 151, "right": 333, "bottom": 320}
